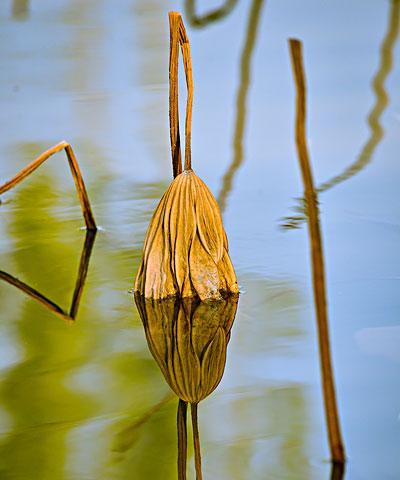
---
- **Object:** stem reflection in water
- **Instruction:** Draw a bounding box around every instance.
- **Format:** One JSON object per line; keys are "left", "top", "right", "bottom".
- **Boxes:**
{"left": 185, "top": 0, "right": 239, "bottom": 28}
{"left": 0, "top": 229, "right": 96, "bottom": 322}
{"left": 11, "top": 0, "right": 29, "bottom": 20}
{"left": 185, "top": 0, "right": 265, "bottom": 213}
{"left": 135, "top": 293, "right": 238, "bottom": 479}
{"left": 218, "top": 0, "right": 265, "bottom": 212}
{"left": 283, "top": 0, "right": 400, "bottom": 229}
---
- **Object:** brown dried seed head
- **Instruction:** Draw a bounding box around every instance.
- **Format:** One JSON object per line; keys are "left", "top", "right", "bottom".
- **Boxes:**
{"left": 134, "top": 170, "right": 239, "bottom": 300}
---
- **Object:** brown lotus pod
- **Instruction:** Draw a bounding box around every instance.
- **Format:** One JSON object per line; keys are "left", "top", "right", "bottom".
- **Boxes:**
{"left": 134, "top": 12, "right": 238, "bottom": 300}
{"left": 134, "top": 169, "right": 238, "bottom": 300}
{"left": 135, "top": 293, "right": 238, "bottom": 403}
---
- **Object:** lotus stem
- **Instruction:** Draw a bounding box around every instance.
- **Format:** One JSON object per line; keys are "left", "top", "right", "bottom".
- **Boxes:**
{"left": 288, "top": 38, "right": 345, "bottom": 464}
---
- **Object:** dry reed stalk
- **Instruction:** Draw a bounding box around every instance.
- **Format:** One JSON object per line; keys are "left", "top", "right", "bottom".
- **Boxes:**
{"left": 134, "top": 12, "right": 238, "bottom": 300}
{"left": 0, "top": 141, "right": 96, "bottom": 231}
{"left": 288, "top": 38, "right": 345, "bottom": 464}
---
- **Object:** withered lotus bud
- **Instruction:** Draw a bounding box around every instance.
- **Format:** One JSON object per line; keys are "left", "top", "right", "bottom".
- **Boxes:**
{"left": 134, "top": 12, "right": 238, "bottom": 300}
{"left": 135, "top": 293, "right": 238, "bottom": 404}
{"left": 134, "top": 170, "right": 239, "bottom": 300}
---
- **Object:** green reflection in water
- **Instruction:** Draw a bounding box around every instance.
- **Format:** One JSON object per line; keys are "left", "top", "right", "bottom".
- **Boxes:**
{"left": 0, "top": 178, "right": 95, "bottom": 479}
{"left": 207, "top": 385, "right": 310, "bottom": 479}
{"left": 0, "top": 142, "right": 177, "bottom": 478}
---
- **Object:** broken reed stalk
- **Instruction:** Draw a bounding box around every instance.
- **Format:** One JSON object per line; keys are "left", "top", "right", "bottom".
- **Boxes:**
{"left": 288, "top": 38, "right": 345, "bottom": 464}
{"left": 177, "top": 399, "right": 188, "bottom": 480}
{"left": 0, "top": 141, "right": 96, "bottom": 231}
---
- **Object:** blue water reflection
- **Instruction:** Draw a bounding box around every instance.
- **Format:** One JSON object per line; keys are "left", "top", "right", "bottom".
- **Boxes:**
{"left": 0, "top": 1, "right": 399, "bottom": 479}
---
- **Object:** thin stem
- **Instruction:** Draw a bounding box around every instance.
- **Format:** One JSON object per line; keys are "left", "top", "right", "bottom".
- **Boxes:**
{"left": 0, "top": 141, "right": 97, "bottom": 231}
{"left": 179, "top": 20, "right": 193, "bottom": 171}
{"left": 177, "top": 399, "right": 188, "bottom": 480}
{"left": 169, "top": 13, "right": 182, "bottom": 178}
{"left": 330, "top": 460, "right": 345, "bottom": 480}
{"left": 288, "top": 38, "right": 345, "bottom": 464}
{"left": 191, "top": 403, "right": 203, "bottom": 480}
{"left": 168, "top": 12, "right": 194, "bottom": 176}
{"left": 64, "top": 145, "right": 96, "bottom": 230}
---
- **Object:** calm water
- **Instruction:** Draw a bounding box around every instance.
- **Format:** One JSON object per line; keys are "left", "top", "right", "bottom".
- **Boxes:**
{"left": 1, "top": 1, "right": 399, "bottom": 478}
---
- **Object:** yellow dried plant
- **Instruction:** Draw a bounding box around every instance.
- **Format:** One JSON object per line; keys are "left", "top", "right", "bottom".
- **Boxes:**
{"left": 134, "top": 12, "right": 238, "bottom": 300}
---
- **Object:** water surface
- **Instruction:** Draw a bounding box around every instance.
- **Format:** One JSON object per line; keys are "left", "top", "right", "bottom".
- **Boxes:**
{"left": 0, "top": 1, "right": 399, "bottom": 478}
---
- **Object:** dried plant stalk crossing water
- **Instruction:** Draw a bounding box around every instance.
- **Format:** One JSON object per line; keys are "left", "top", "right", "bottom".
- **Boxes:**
{"left": 288, "top": 38, "right": 346, "bottom": 465}
{"left": 0, "top": 141, "right": 96, "bottom": 231}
